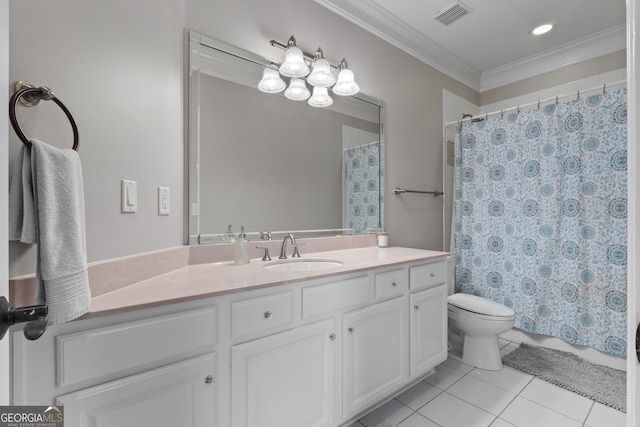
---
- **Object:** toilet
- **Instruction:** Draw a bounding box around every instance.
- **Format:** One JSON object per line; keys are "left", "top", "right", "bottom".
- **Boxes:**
{"left": 447, "top": 293, "right": 515, "bottom": 371}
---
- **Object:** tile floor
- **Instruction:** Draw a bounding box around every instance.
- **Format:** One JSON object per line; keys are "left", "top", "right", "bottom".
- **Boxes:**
{"left": 348, "top": 340, "right": 626, "bottom": 427}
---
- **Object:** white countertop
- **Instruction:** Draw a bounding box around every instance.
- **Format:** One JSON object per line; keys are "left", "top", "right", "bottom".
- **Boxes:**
{"left": 89, "top": 246, "right": 448, "bottom": 317}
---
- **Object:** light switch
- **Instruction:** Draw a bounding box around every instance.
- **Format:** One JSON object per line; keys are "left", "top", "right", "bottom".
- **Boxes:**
{"left": 158, "top": 186, "right": 170, "bottom": 215}
{"left": 121, "top": 180, "right": 137, "bottom": 213}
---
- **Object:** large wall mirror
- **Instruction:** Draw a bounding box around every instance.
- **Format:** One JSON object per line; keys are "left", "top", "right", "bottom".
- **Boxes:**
{"left": 188, "top": 32, "right": 384, "bottom": 244}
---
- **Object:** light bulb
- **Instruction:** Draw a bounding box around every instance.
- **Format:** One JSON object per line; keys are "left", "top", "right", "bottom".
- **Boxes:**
{"left": 332, "top": 68, "right": 360, "bottom": 96}
{"left": 532, "top": 24, "right": 553, "bottom": 35}
{"left": 285, "top": 78, "right": 310, "bottom": 101}
{"left": 258, "top": 68, "right": 285, "bottom": 93}
{"left": 279, "top": 46, "right": 310, "bottom": 78}
{"left": 308, "top": 86, "right": 333, "bottom": 107}
{"left": 307, "top": 58, "right": 336, "bottom": 88}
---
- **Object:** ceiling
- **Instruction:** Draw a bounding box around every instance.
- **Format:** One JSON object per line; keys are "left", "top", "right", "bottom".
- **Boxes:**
{"left": 315, "top": 0, "right": 626, "bottom": 91}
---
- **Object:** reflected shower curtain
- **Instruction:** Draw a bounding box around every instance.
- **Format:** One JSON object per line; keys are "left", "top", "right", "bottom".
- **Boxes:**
{"left": 453, "top": 88, "right": 627, "bottom": 356}
{"left": 345, "top": 141, "right": 380, "bottom": 233}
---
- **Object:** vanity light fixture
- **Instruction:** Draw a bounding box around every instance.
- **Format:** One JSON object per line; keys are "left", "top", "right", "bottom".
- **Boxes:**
{"left": 258, "top": 34, "right": 360, "bottom": 107}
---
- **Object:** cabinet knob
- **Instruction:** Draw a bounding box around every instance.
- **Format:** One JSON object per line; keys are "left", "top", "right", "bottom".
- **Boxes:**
{"left": 348, "top": 327, "right": 354, "bottom": 333}
{"left": 264, "top": 311, "right": 273, "bottom": 320}
{"left": 414, "top": 305, "right": 420, "bottom": 310}
{"left": 430, "top": 273, "right": 435, "bottom": 277}
{"left": 204, "top": 375, "right": 214, "bottom": 385}
{"left": 329, "top": 333, "right": 336, "bottom": 341}
{"left": 391, "top": 282, "right": 397, "bottom": 287}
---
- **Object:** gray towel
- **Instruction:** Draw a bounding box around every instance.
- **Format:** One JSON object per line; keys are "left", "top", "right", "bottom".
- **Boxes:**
{"left": 8, "top": 145, "right": 36, "bottom": 243}
{"left": 8, "top": 139, "right": 90, "bottom": 324}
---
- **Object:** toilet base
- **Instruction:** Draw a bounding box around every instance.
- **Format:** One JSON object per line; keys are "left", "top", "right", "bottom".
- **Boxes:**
{"left": 462, "top": 335, "right": 503, "bottom": 371}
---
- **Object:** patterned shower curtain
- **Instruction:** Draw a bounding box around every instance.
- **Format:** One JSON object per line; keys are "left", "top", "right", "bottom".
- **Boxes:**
{"left": 454, "top": 88, "right": 627, "bottom": 356}
{"left": 345, "top": 141, "right": 381, "bottom": 233}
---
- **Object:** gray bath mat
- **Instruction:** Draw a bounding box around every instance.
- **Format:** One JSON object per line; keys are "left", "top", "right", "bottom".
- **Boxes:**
{"left": 502, "top": 343, "right": 626, "bottom": 412}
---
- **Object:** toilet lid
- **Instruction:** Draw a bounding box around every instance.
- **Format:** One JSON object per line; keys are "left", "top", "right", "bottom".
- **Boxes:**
{"left": 448, "top": 293, "right": 514, "bottom": 317}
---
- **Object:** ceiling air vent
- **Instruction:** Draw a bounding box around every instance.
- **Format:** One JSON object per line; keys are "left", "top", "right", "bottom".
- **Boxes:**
{"left": 433, "top": 1, "right": 473, "bottom": 26}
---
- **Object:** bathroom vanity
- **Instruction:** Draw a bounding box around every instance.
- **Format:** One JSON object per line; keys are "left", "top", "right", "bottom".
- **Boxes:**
{"left": 10, "top": 244, "right": 448, "bottom": 427}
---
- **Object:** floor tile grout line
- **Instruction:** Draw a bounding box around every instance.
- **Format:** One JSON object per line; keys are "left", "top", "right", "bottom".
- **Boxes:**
{"left": 581, "top": 400, "right": 596, "bottom": 427}
{"left": 487, "top": 375, "right": 533, "bottom": 427}
{"left": 517, "top": 391, "right": 597, "bottom": 424}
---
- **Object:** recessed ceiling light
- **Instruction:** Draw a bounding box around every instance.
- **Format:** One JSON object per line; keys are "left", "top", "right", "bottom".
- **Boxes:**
{"left": 532, "top": 24, "right": 554, "bottom": 36}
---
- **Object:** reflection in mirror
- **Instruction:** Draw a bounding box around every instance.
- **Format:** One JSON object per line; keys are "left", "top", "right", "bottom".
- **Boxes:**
{"left": 188, "top": 32, "right": 384, "bottom": 244}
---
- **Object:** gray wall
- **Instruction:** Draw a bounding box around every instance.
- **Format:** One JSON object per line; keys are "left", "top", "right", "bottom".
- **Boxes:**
{"left": 9, "top": 0, "right": 185, "bottom": 276}
{"left": 480, "top": 51, "right": 626, "bottom": 106}
{"left": 9, "top": 0, "right": 479, "bottom": 278}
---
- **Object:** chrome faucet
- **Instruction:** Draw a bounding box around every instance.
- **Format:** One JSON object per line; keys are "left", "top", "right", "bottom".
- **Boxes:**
{"left": 279, "top": 233, "right": 296, "bottom": 259}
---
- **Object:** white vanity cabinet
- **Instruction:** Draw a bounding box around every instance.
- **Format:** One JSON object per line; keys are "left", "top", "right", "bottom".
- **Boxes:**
{"left": 409, "top": 286, "right": 448, "bottom": 377}
{"left": 342, "top": 296, "right": 408, "bottom": 418}
{"left": 12, "top": 305, "right": 219, "bottom": 427}
{"left": 409, "top": 263, "right": 449, "bottom": 377}
{"left": 231, "top": 318, "right": 337, "bottom": 427}
{"left": 57, "top": 353, "right": 216, "bottom": 427}
{"left": 11, "top": 255, "right": 449, "bottom": 427}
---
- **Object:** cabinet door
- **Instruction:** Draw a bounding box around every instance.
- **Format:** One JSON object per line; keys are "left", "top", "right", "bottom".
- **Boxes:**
{"left": 343, "top": 297, "right": 408, "bottom": 418}
{"left": 231, "top": 319, "right": 336, "bottom": 427}
{"left": 410, "top": 284, "right": 447, "bottom": 377}
{"left": 56, "top": 353, "right": 216, "bottom": 427}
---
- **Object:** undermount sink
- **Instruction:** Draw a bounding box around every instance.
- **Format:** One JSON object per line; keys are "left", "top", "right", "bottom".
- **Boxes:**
{"left": 264, "top": 258, "right": 344, "bottom": 271}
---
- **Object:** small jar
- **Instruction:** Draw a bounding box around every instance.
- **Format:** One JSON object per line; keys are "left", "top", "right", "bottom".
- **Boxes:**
{"left": 377, "top": 232, "right": 389, "bottom": 247}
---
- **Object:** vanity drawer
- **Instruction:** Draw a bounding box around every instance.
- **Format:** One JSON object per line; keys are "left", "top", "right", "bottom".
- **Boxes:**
{"left": 302, "top": 275, "right": 370, "bottom": 319}
{"left": 374, "top": 268, "right": 407, "bottom": 301}
{"left": 232, "top": 291, "right": 294, "bottom": 341}
{"left": 409, "top": 261, "right": 447, "bottom": 291}
{"left": 56, "top": 307, "right": 217, "bottom": 388}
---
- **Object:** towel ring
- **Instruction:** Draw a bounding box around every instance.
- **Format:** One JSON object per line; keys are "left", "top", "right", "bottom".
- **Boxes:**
{"left": 9, "top": 81, "right": 79, "bottom": 151}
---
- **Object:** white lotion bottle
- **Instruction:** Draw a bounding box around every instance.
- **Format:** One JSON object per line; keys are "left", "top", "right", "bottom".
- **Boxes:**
{"left": 234, "top": 226, "right": 250, "bottom": 265}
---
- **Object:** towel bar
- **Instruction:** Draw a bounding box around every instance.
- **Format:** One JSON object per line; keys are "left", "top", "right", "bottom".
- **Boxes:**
{"left": 9, "top": 81, "right": 79, "bottom": 151}
{"left": 394, "top": 187, "right": 444, "bottom": 197}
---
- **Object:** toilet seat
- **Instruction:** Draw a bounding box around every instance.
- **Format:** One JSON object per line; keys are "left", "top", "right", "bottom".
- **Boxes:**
{"left": 448, "top": 293, "right": 515, "bottom": 320}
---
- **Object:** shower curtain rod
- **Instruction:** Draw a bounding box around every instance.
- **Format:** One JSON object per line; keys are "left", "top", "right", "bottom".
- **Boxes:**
{"left": 343, "top": 140, "right": 379, "bottom": 150}
{"left": 444, "top": 79, "right": 627, "bottom": 127}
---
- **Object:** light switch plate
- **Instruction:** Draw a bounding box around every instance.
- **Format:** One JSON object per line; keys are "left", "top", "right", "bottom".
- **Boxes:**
{"left": 158, "top": 186, "right": 170, "bottom": 215}
{"left": 121, "top": 180, "right": 137, "bottom": 213}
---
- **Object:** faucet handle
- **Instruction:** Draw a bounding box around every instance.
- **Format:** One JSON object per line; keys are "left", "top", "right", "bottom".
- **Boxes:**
{"left": 292, "top": 242, "right": 305, "bottom": 258}
{"left": 260, "top": 231, "right": 272, "bottom": 241}
{"left": 255, "top": 246, "right": 271, "bottom": 261}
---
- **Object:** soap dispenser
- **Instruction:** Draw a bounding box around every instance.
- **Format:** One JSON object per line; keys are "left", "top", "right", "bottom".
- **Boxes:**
{"left": 234, "top": 226, "right": 250, "bottom": 265}
{"left": 223, "top": 224, "right": 236, "bottom": 244}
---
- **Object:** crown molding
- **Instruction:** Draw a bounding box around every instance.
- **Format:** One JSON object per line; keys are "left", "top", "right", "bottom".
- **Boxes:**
{"left": 315, "top": 0, "right": 481, "bottom": 90}
{"left": 316, "top": 0, "right": 626, "bottom": 94}
{"left": 479, "top": 24, "right": 627, "bottom": 92}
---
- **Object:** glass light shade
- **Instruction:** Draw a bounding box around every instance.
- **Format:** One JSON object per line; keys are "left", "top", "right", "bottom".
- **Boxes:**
{"left": 284, "top": 78, "right": 310, "bottom": 101}
{"left": 308, "top": 86, "right": 333, "bottom": 108}
{"left": 307, "top": 58, "right": 336, "bottom": 88}
{"left": 332, "top": 69, "right": 360, "bottom": 96}
{"left": 278, "top": 46, "right": 310, "bottom": 77}
{"left": 258, "top": 68, "right": 285, "bottom": 93}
